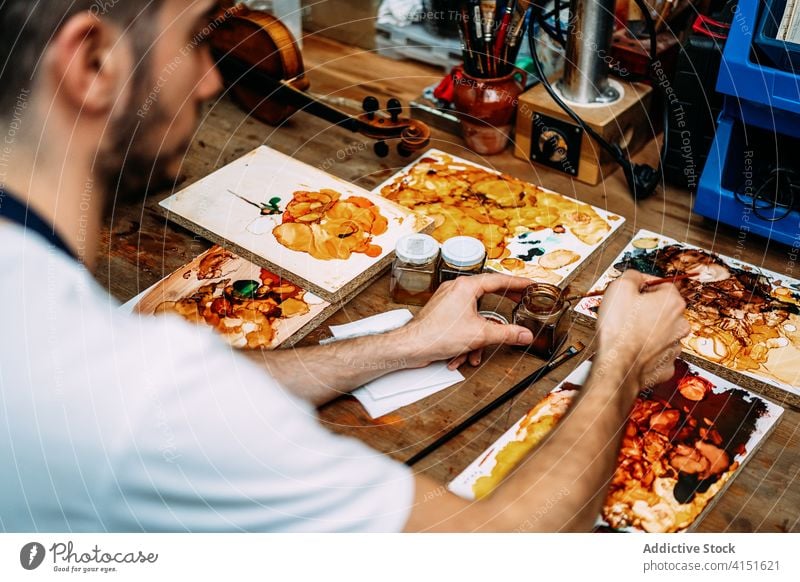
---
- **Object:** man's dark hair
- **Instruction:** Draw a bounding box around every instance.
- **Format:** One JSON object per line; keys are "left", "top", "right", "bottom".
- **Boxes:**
{"left": 0, "top": 0, "right": 163, "bottom": 117}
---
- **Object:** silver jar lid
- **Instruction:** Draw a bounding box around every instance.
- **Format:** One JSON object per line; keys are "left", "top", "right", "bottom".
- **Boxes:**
{"left": 479, "top": 310, "right": 509, "bottom": 325}
{"left": 395, "top": 233, "right": 440, "bottom": 265}
{"left": 441, "top": 236, "right": 486, "bottom": 267}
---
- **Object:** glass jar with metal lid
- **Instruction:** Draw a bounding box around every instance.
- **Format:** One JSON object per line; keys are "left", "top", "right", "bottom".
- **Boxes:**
{"left": 438, "top": 236, "right": 487, "bottom": 284}
{"left": 390, "top": 233, "right": 440, "bottom": 306}
{"left": 512, "top": 283, "right": 571, "bottom": 358}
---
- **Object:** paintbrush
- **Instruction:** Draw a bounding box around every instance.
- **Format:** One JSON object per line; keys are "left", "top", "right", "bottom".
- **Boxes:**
{"left": 565, "top": 273, "right": 699, "bottom": 303}
{"left": 458, "top": 3, "right": 477, "bottom": 76}
{"left": 467, "top": 0, "right": 486, "bottom": 76}
{"left": 505, "top": 6, "right": 531, "bottom": 66}
{"left": 494, "top": 0, "right": 516, "bottom": 65}
{"left": 480, "top": 1, "right": 497, "bottom": 76}
{"left": 405, "top": 342, "right": 584, "bottom": 466}
{"left": 516, "top": 0, "right": 533, "bottom": 11}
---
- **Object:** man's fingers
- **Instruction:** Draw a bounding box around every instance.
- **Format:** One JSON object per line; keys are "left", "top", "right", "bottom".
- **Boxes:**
{"left": 448, "top": 354, "right": 468, "bottom": 370}
{"left": 641, "top": 341, "right": 683, "bottom": 385}
{"left": 677, "top": 318, "right": 691, "bottom": 339}
{"left": 462, "top": 273, "right": 533, "bottom": 299}
{"left": 482, "top": 322, "right": 534, "bottom": 347}
{"left": 661, "top": 343, "right": 683, "bottom": 365}
{"left": 469, "top": 348, "right": 483, "bottom": 367}
{"left": 642, "top": 360, "right": 677, "bottom": 388}
{"left": 616, "top": 269, "right": 652, "bottom": 287}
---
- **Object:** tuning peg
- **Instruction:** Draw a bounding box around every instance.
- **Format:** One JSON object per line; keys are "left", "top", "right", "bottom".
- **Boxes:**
{"left": 387, "top": 98, "right": 402, "bottom": 123}
{"left": 374, "top": 140, "right": 389, "bottom": 158}
{"left": 362, "top": 96, "right": 380, "bottom": 120}
{"left": 397, "top": 142, "right": 413, "bottom": 157}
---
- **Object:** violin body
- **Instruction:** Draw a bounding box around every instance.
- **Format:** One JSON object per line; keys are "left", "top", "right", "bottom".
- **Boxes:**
{"left": 209, "top": 3, "right": 430, "bottom": 157}
{"left": 211, "top": 5, "right": 309, "bottom": 125}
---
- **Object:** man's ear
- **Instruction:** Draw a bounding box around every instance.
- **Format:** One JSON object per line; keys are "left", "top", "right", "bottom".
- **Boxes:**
{"left": 48, "top": 12, "right": 131, "bottom": 115}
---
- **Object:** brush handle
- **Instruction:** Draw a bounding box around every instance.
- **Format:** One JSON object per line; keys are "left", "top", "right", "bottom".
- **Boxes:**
{"left": 641, "top": 273, "right": 697, "bottom": 288}
{"left": 404, "top": 343, "right": 583, "bottom": 466}
{"left": 494, "top": 2, "right": 515, "bottom": 58}
{"left": 568, "top": 273, "right": 697, "bottom": 303}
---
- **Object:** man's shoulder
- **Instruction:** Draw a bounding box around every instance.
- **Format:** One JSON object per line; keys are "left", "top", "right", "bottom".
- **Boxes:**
{"left": 0, "top": 222, "right": 97, "bottom": 295}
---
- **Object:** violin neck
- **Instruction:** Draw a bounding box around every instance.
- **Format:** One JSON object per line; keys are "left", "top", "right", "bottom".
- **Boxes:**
{"left": 213, "top": 50, "right": 362, "bottom": 133}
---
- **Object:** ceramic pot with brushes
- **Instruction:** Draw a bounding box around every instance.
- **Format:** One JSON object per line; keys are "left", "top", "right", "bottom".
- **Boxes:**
{"left": 452, "top": 67, "right": 527, "bottom": 155}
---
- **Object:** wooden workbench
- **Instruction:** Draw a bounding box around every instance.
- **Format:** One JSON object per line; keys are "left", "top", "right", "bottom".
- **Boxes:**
{"left": 97, "top": 35, "right": 799, "bottom": 533}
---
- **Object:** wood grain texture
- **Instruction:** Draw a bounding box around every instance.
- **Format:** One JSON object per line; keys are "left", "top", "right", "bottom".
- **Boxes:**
{"left": 372, "top": 148, "right": 628, "bottom": 289}
{"left": 160, "top": 146, "right": 432, "bottom": 301}
{"left": 571, "top": 230, "right": 800, "bottom": 408}
{"left": 516, "top": 79, "right": 655, "bottom": 185}
{"left": 130, "top": 245, "right": 340, "bottom": 349}
{"left": 94, "top": 35, "right": 800, "bottom": 533}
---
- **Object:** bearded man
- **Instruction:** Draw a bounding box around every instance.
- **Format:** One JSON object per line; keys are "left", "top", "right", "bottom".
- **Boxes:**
{"left": 0, "top": 0, "right": 688, "bottom": 532}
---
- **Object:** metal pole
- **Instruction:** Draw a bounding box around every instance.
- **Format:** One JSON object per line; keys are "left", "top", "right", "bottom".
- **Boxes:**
{"left": 557, "top": 0, "right": 620, "bottom": 104}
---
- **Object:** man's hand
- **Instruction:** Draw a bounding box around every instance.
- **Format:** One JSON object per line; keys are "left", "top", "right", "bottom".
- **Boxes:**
{"left": 398, "top": 273, "right": 535, "bottom": 369}
{"left": 404, "top": 271, "right": 691, "bottom": 533}
{"left": 262, "top": 273, "right": 535, "bottom": 405}
{"left": 596, "top": 270, "right": 690, "bottom": 390}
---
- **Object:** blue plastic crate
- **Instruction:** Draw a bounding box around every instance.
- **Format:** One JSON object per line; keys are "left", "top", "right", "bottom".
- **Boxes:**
{"left": 755, "top": 0, "right": 800, "bottom": 73}
{"left": 721, "top": 93, "right": 800, "bottom": 139}
{"left": 716, "top": 0, "right": 800, "bottom": 119}
{"left": 695, "top": 116, "right": 800, "bottom": 246}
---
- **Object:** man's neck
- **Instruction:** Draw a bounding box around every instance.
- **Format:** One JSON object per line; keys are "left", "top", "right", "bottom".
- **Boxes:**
{"left": 2, "top": 145, "right": 103, "bottom": 270}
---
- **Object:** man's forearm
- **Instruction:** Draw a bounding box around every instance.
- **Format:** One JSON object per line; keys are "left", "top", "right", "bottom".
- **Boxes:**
{"left": 474, "top": 353, "right": 639, "bottom": 531}
{"left": 245, "top": 274, "right": 536, "bottom": 407}
{"left": 252, "top": 328, "right": 426, "bottom": 406}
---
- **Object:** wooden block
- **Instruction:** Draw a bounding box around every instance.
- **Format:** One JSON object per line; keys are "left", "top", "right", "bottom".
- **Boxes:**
{"left": 514, "top": 79, "right": 654, "bottom": 185}
{"left": 611, "top": 29, "right": 681, "bottom": 80}
{"left": 132, "top": 246, "right": 340, "bottom": 349}
{"left": 372, "top": 149, "right": 627, "bottom": 288}
{"left": 159, "top": 146, "right": 433, "bottom": 303}
{"left": 449, "top": 358, "right": 785, "bottom": 531}
{"left": 573, "top": 229, "right": 800, "bottom": 409}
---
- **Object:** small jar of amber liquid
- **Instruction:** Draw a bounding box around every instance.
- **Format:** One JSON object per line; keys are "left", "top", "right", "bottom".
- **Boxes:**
{"left": 390, "top": 234, "right": 440, "bottom": 306}
{"left": 512, "top": 284, "right": 570, "bottom": 358}
{"left": 438, "top": 236, "right": 487, "bottom": 284}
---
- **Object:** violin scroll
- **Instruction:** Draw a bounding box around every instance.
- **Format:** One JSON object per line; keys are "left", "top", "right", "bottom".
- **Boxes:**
{"left": 210, "top": 4, "right": 430, "bottom": 157}
{"left": 362, "top": 96, "right": 380, "bottom": 120}
{"left": 358, "top": 95, "right": 431, "bottom": 157}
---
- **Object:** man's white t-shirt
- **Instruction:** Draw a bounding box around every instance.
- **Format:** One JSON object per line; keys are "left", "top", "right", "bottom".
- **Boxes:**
{"left": 0, "top": 224, "right": 413, "bottom": 532}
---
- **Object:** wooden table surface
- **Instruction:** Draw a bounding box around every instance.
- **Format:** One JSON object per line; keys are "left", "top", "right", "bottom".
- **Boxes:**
{"left": 97, "top": 35, "right": 799, "bottom": 533}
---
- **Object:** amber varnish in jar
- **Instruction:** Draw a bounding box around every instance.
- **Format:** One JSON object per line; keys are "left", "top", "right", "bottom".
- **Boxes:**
{"left": 390, "top": 233, "right": 440, "bottom": 306}
{"left": 438, "top": 236, "right": 487, "bottom": 284}
{"left": 512, "top": 283, "right": 570, "bottom": 358}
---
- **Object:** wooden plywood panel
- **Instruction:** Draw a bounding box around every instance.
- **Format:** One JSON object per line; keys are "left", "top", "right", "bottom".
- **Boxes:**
{"left": 574, "top": 229, "right": 800, "bottom": 406}
{"left": 450, "top": 359, "right": 784, "bottom": 533}
{"left": 160, "top": 146, "right": 433, "bottom": 302}
{"left": 374, "top": 149, "right": 626, "bottom": 287}
{"left": 132, "top": 245, "right": 339, "bottom": 349}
